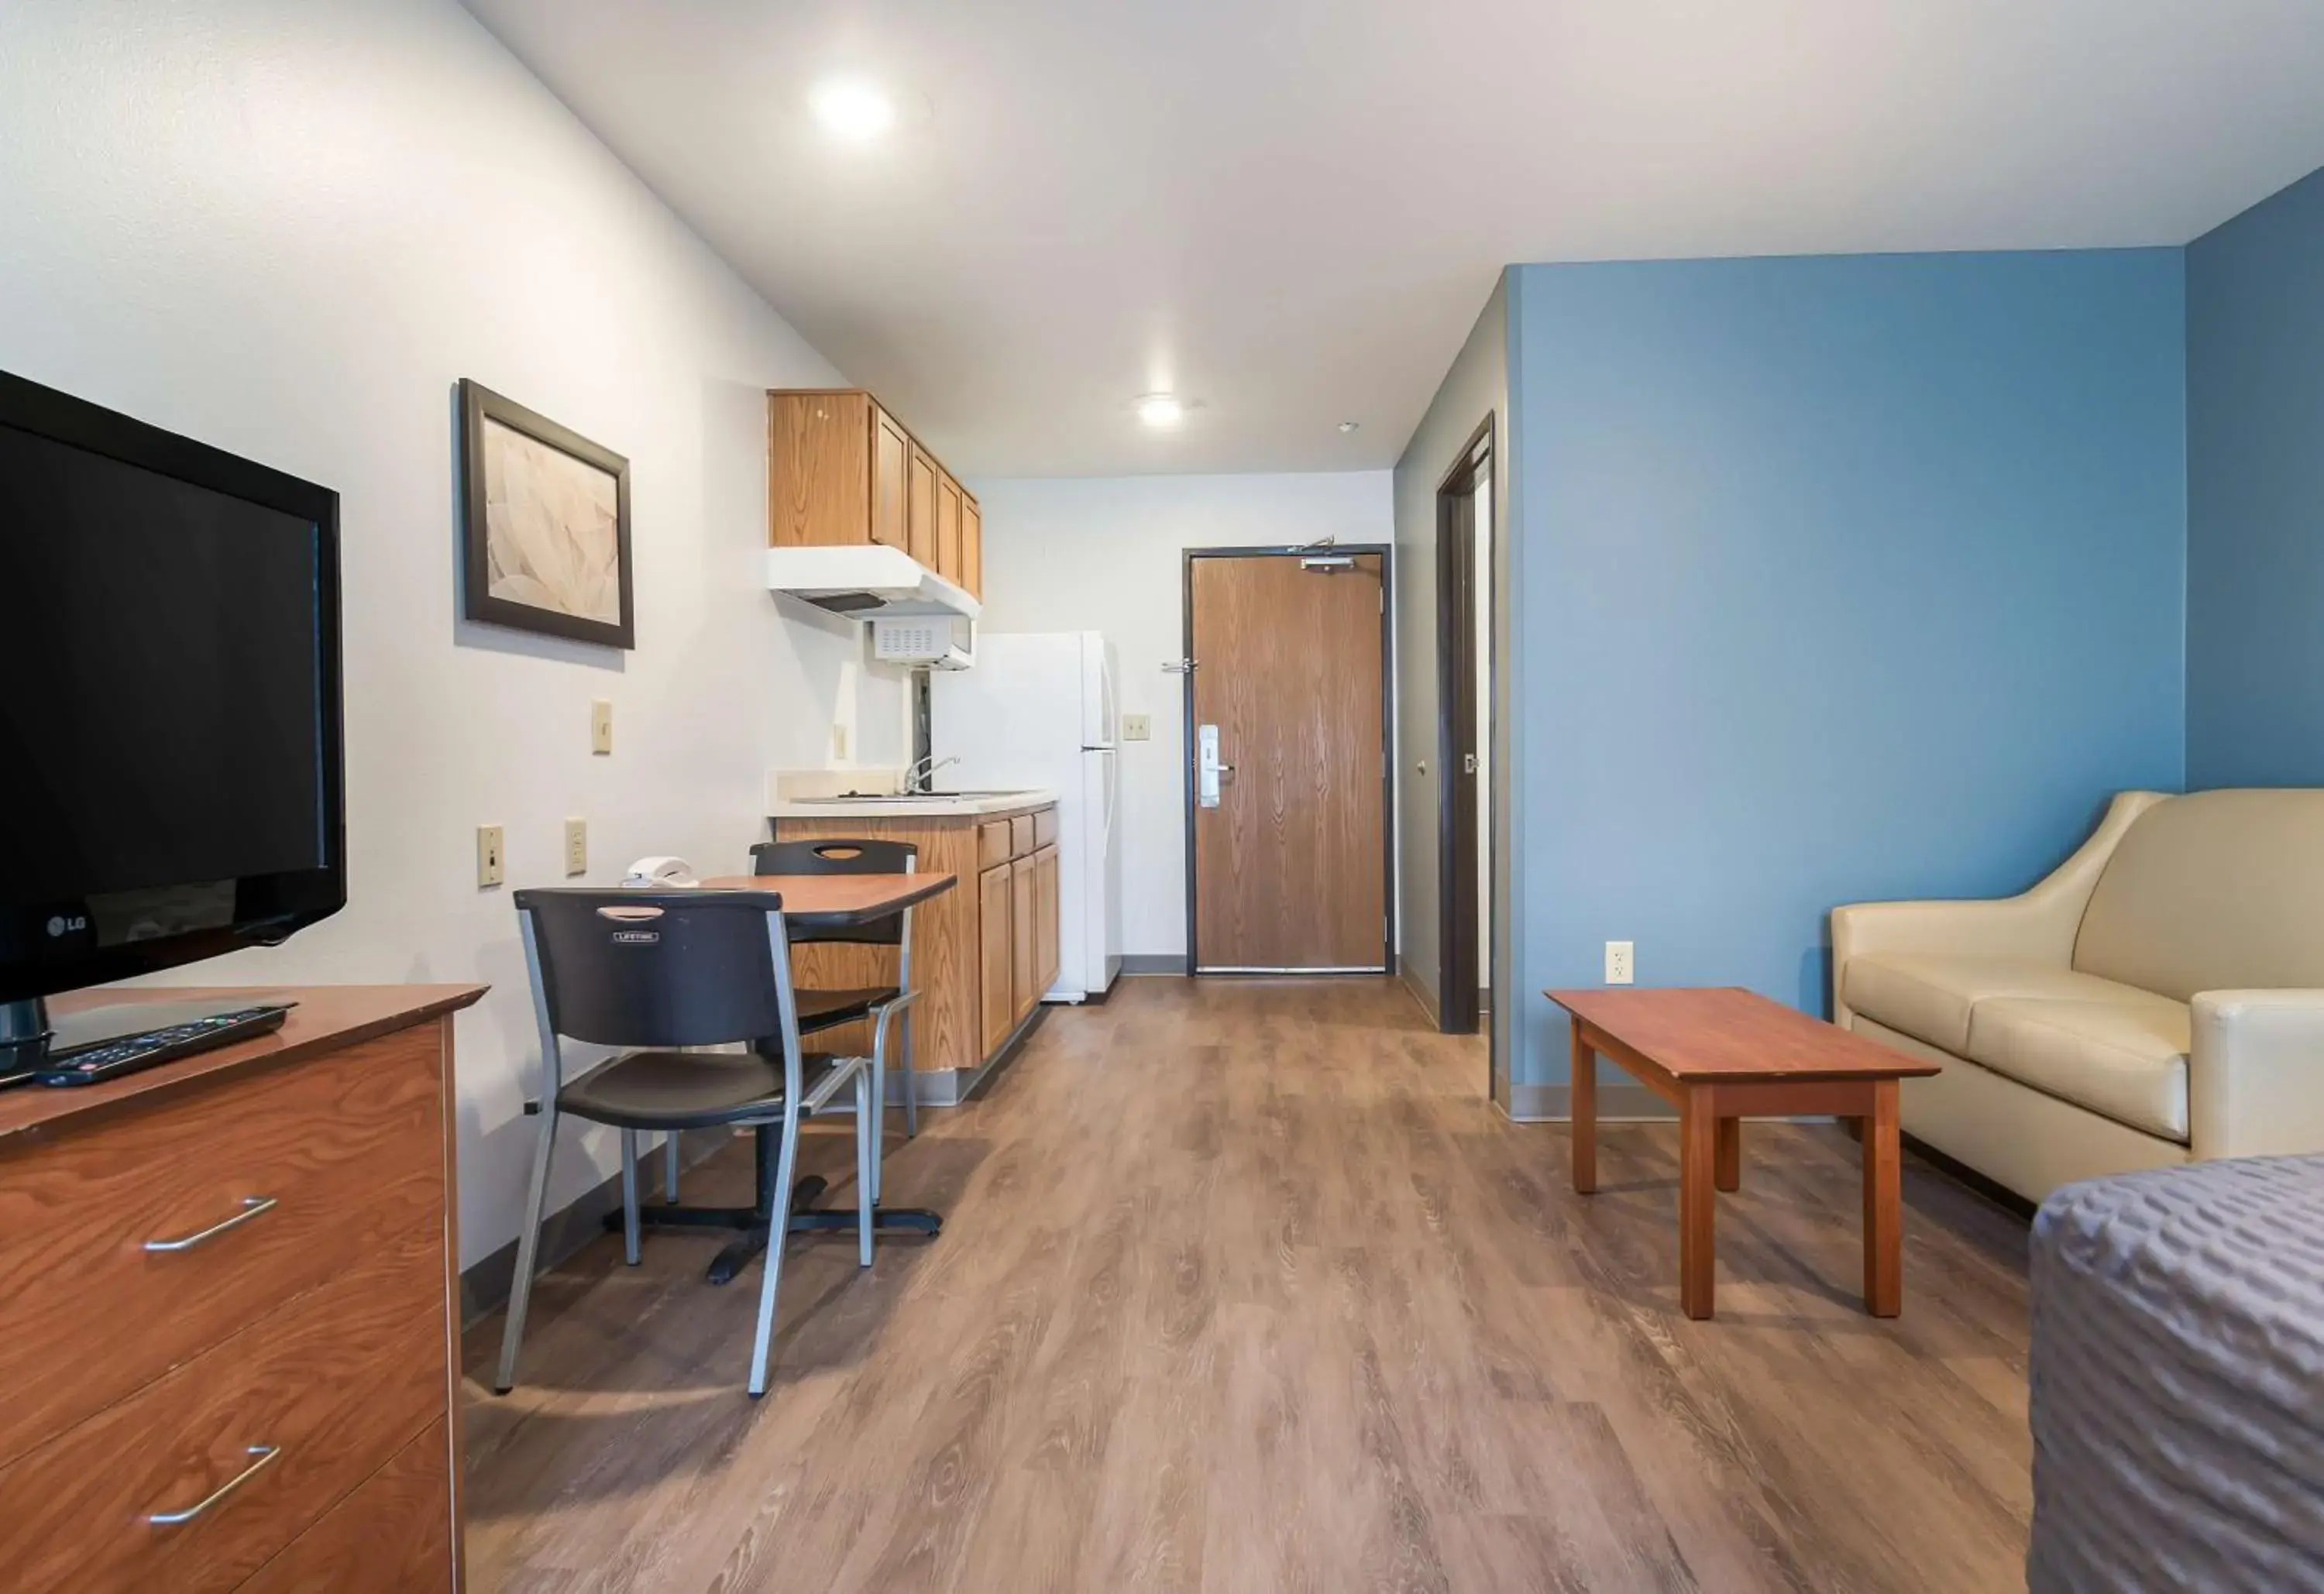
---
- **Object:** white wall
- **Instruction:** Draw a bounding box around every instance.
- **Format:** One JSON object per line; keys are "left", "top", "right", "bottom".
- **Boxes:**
{"left": 967, "top": 471, "right": 1396, "bottom": 958}
{"left": 0, "top": 0, "right": 908, "bottom": 1266}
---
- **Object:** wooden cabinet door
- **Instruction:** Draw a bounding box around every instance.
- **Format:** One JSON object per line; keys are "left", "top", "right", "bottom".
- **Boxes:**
{"left": 1033, "top": 844, "right": 1060, "bottom": 995}
{"left": 936, "top": 472, "right": 963, "bottom": 584}
{"left": 769, "top": 392, "right": 870, "bottom": 546}
{"left": 961, "top": 496, "right": 982, "bottom": 598}
{"left": 979, "top": 864, "right": 1014, "bottom": 1053}
{"left": 871, "top": 407, "right": 909, "bottom": 552}
{"left": 1010, "top": 859, "right": 1037, "bottom": 1019}
{"left": 906, "top": 444, "right": 938, "bottom": 569}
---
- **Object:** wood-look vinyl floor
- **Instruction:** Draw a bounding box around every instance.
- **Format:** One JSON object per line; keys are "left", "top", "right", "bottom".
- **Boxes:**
{"left": 462, "top": 977, "right": 2033, "bottom": 1593}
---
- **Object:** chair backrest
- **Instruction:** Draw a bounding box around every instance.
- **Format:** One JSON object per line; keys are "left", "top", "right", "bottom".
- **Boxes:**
{"left": 2073, "top": 788, "right": 2324, "bottom": 1001}
{"left": 750, "top": 838, "right": 918, "bottom": 947}
{"left": 514, "top": 888, "right": 789, "bottom": 1048}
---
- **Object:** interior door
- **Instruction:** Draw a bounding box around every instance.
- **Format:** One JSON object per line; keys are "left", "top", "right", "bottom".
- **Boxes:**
{"left": 1188, "top": 551, "right": 1388, "bottom": 972}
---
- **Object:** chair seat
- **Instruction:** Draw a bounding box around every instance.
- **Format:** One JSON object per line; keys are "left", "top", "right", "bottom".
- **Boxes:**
{"left": 796, "top": 984, "right": 900, "bottom": 1032}
{"left": 557, "top": 1049, "right": 847, "bottom": 1131}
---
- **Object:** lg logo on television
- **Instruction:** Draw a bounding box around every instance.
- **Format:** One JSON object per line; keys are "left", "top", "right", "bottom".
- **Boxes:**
{"left": 45, "top": 915, "right": 88, "bottom": 938}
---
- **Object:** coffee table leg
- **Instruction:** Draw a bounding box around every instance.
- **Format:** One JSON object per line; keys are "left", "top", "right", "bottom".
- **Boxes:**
{"left": 1714, "top": 1117, "right": 1741, "bottom": 1191}
{"left": 1679, "top": 1087, "right": 1717, "bottom": 1319}
{"left": 1569, "top": 1016, "right": 1597, "bottom": 1194}
{"left": 1862, "top": 1078, "right": 1902, "bottom": 1317}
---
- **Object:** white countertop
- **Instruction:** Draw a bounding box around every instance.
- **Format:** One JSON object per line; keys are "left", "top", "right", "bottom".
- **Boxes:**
{"left": 768, "top": 788, "right": 1057, "bottom": 819}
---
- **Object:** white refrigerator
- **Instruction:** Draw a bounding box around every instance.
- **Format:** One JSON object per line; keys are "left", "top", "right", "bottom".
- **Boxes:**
{"left": 930, "top": 631, "right": 1122, "bottom": 1002}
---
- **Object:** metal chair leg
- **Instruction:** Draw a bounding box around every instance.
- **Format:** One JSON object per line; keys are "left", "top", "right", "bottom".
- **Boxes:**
{"left": 663, "top": 1132, "right": 681, "bottom": 1203}
{"left": 494, "top": 1101, "right": 561, "bottom": 1393}
{"left": 746, "top": 1101, "right": 803, "bottom": 1398}
{"left": 856, "top": 1068, "right": 875, "bottom": 1269}
{"left": 901, "top": 1009, "right": 919, "bottom": 1139}
{"left": 620, "top": 1129, "right": 641, "bottom": 1266}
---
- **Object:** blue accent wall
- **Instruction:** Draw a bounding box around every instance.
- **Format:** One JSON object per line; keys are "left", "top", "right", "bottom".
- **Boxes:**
{"left": 2188, "top": 167, "right": 2324, "bottom": 787}
{"left": 1506, "top": 250, "right": 2188, "bottom": 1086}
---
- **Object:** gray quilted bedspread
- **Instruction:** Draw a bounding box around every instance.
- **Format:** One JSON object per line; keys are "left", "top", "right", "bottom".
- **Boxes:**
{"left": 2030, "top": 1155, "right": 2324, "bottom": 1591}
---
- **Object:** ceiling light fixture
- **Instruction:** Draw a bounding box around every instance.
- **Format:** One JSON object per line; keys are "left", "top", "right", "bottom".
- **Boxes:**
{"left": 1136, "top": 393, "right": 1186, "bottom": 429}
{"left": 809, "top": 78, "right": 897, "bottom": 142}
{"left": 1338, "top": 421, "right": 1360, "bottom": 434}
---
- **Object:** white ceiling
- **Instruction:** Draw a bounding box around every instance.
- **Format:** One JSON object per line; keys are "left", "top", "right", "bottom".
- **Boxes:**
{"left": 466, "top": 0, "right": 2324, "bottom": 478}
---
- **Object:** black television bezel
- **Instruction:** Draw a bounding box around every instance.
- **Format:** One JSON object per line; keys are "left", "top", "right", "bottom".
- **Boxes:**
{"left": 0, "top": 369, "right": 346, "bottom": 1004}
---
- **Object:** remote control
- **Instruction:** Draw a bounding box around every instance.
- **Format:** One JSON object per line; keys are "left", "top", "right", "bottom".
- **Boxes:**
{"left": 33, "top": 1005, "right": 294, "bottom": 1087}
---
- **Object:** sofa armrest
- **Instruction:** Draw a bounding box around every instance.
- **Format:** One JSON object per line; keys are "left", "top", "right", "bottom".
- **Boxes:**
{"left": 1830, "top": 790, "right": 2168, "bottom": 1027}
{"left": 2189, "top": 991, "right": 2324, "bottom": 1160}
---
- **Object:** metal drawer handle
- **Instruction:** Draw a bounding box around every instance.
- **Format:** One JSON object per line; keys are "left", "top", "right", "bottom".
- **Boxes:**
{"left": 144, "top": 1195, "right": 277, "bottom": 1253}
{"left": 147, "top": 1444, "right": 282, "bottom": 1526}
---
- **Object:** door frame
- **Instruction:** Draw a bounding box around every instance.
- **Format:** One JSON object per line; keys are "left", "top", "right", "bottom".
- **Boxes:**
{"left": 1435, "top": 416, "right": 1493, "bottom": 1037}
{"left": 1179, "top": 544, "right": 1397, "bottom": 975}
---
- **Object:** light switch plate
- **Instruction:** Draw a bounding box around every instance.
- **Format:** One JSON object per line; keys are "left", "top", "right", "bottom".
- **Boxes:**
{"left": 1122, "top": 713, "right": 1152, "bottom": 741}
{"left": 591, "top": 699, "right": 614, "bottom": 755}
{"left": 563, "top": 817, "right": 587, "bottom": 877}
{"left": 476, "top": 825, "right": 505, "bottom": 889}
{"left": 1604, "top": 940, "right": 1634, "bottom": 984}
{"left": 831, "top": 723, "right": 850, "bottom": 760}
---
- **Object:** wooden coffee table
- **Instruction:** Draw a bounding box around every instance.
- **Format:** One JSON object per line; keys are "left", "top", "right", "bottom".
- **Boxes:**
{"left": 1545, "top": 987, "right": 1941, "bottom": 1320}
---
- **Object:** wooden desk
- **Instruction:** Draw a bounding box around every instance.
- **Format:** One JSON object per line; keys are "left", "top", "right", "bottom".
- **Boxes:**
{"left": 0, "top": 984, "right": 486, "bottom": 1592}
{"left": 1545, "top": 987, "right": 1941, "bottom": 1321}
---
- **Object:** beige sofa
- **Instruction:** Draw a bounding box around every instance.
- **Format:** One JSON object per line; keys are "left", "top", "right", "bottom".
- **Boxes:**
{"left": 1831, "top": 788, "right": 2324, "bottom": 1203}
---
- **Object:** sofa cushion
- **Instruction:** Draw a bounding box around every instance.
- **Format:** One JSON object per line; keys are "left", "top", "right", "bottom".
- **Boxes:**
{"left": 1842, "top": 954, "right": 2163, "bottom": 1056}
{"left": 2074, "top": 788, "right": 2324, "bottom": 1003}
{"left": 1965, "top": 995, "right": 2192, "bottom": 1142}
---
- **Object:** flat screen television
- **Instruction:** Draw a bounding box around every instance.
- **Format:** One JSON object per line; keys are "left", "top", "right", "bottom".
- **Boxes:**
{"left": 0, "top": 369, "right": 344, "bottom": 1060}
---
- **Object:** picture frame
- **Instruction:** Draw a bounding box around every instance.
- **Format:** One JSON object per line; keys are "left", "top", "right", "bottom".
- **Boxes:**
{"left": 459, "top": 378, "right": 634, "bottom": 649}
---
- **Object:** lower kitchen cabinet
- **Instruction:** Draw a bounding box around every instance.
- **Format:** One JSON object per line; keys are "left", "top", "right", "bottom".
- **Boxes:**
{"left": 980, "top": 862, "right": 1014, "bottom": 1053}
{"left": 772, "top": 801, "right": 1059, "bottom": 1095}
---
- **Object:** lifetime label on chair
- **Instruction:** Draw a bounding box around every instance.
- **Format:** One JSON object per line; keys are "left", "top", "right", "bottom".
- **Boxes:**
{"left": 611, "top": 929, "right": 661, "bottom": 945}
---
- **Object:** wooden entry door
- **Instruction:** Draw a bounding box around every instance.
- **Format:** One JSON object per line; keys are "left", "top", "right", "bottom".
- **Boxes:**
{"left": 1188, "top": 550, "right": 1388, "bottom": 972}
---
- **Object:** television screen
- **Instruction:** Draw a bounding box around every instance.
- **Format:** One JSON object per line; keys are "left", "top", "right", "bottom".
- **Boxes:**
{"left": 0, "top": 373, "right": 342, "bottom": 1003}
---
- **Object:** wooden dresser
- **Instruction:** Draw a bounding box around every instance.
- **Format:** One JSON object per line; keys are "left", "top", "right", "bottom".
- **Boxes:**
{"left": 0, "top": 984, "right": 486, "bottom": 1593}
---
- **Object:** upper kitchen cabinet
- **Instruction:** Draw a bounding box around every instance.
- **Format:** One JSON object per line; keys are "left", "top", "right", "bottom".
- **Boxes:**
{"left": 768, "top": 388, "right": 981, "bottom": 600}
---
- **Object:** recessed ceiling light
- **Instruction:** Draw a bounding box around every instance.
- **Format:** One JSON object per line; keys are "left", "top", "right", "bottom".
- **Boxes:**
{"left": 1338, "top": 421, "right": 1360, "bottom": 434}
{"left": 1136, "top": 393, "right": 1187, "bottom": 429}
{"left": 809, "top": 78, "right": 896, "bottom": 142}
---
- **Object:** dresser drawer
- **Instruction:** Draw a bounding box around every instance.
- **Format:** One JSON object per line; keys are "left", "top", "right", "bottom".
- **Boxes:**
{"left": 0, "top": 1218, "right": 446, "bottom": 1593}
{"left": 239, "top": 1417, "right": 454, "bottom": 1593}
{"left": 0, "top": 1022, "right": 445, "bottom": 1469}
{"left": 1033, "top": 804, "right": 1059, "bottom": 851}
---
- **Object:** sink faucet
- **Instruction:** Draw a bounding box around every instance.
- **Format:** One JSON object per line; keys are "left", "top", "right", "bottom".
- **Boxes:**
{"left": 902, "top": 754, "right": 960, "bottom": 795}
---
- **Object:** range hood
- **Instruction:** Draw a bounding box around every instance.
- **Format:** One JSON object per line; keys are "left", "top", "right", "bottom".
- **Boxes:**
{"left": 765, "top": 545, "right": 982, "bottom": 621}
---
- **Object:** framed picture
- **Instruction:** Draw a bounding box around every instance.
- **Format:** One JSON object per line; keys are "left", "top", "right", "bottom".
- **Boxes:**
{"left": 459, "top": 378, "right": 634, "bottom": 648}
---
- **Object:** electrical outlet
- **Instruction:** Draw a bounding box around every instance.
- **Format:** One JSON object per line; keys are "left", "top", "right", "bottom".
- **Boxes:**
{"left": 1604, "top": 940, "right": 1634, "bottom": 985}
{"left": 563, "top": 817, "right": 587, "bottom": 877}
{"left": 476, "top": 824, "right": 505, "bottom": 889}
{"left": 1121, "top": 713, "right": 1152, "bottom": 742}
{"left": 591, "top": 699, "right": 614, "bottom": 755}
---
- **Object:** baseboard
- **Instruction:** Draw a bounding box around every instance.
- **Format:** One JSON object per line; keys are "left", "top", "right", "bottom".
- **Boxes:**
{"left": 1902, "top": 1131, "right": 2038, "bottom": 1222}
{"left": 1501, "top": 1080, "right": 1676, "bottom": 1124}
{"left": 460, "top": 1125, "right": 732, "bottom": 1328}
{"left": 1118, "top": 953, "right": 1188, "bottom": 975}
{"left": 905, "top": 1005, "right": 1048, "bottom": 1107}
{"left": 1397, "top": 956, "right": 1442, "bottom": 1027}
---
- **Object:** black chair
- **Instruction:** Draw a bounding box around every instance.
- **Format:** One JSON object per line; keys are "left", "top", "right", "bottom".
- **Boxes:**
{"left": 495, "top": 888, "right": 877, "bottom": 1398}
{"left": 751, "top": 838, "right": 923, "bottom": 1150}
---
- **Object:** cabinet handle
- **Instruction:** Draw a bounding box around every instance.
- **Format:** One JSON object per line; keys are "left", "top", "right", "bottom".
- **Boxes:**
{"left": 144, "top": 1195, "right": 277, "bottom": 1253}
{"left": 147, "top": 1445, "right": 282, "bottom": 1526}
